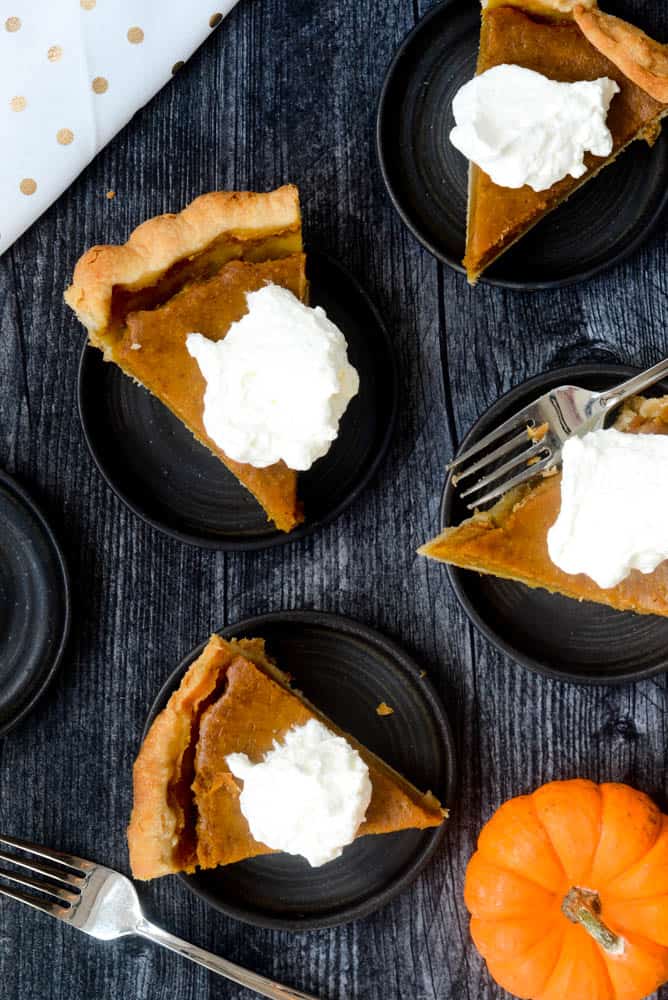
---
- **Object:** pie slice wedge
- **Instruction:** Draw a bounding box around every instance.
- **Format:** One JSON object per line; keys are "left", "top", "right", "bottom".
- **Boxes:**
{"left": 65, "top": 186, "right": 306, "bottom": 532}
{"left": 463, "top": 1, "right": 668, "bottom": 283}
{"left": 128, "top": 634, "right": 446, "bottom": 879}
{"left": 419, "top": 396, "right": 668, "bottom": 617}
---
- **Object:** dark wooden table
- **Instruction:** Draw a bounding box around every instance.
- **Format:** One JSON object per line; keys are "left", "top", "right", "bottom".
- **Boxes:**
{"left": 1, "top": 1, "right": 667, "bottom": 997}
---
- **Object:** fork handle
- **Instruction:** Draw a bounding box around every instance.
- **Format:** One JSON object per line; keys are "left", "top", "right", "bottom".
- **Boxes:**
{"left": 598, "top": 358, "right": 668, "bottom": 412}
{"left": 136, "top": 920, "right": 320, "bottom": 1000}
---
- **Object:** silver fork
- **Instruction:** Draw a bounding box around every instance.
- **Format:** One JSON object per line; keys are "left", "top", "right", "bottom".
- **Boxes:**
{"left": 449, "top": 359, "right": 668, "bottom": 510}
{"left": 0, "top": 835, "right": 319, "bottom": 1000}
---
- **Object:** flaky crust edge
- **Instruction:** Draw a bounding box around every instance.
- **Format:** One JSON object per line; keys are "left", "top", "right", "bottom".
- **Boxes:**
{"left": 64, "top": 185, "right": 301, "bottom": 335}
{"left": 128, "top": 635, "right": 272, "bottom": 880}
{"left": 574, "top": 5, "right": 668, "bottom": 104}
{"left": 127, "top": 635, "right": 231, "bottom": 880}
{"left": 482, "top": 0, "right": 596, "bottom": 17}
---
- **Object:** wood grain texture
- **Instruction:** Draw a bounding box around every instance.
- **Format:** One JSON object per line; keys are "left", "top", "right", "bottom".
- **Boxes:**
{"left": 0, "top": 0, "right": 667, "bottom": 997}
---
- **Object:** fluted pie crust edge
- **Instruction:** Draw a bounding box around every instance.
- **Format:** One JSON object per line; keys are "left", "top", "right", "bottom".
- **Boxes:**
{"left": 64, "top": 185, "right": 302, "bottom": 336}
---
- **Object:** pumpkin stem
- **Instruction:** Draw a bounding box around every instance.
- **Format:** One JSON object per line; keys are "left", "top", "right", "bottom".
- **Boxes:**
{"left": 562, "top": 888, "right": 624, "bottom": 956}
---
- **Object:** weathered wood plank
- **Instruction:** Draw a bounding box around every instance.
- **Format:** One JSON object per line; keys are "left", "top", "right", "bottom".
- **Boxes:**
{"left": 0, "top": 0, "right": 667, "bottom": 998}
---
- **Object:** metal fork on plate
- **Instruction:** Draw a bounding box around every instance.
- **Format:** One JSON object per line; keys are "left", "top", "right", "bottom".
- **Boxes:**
{"left": 0, "top": 835, "right": 319, "bottom": 1000}
{"left": 449, "top": 359, "right": 668, "bottom": 510}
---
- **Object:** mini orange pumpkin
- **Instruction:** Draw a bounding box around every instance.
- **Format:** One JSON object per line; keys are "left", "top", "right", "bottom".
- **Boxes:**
{"left": 465, "top": 779, "right": 668, "bottom": 1000}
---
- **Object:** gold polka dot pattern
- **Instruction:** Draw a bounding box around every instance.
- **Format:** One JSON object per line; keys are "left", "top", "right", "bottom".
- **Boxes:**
{"left": 1, "top": 4, "right": 235, "bottom": 256}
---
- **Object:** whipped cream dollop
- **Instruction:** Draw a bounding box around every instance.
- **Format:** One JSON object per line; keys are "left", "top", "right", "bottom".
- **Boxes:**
{"left": 547, "top": 428, "right": 668, "bottom": 589}
{"left": 226, "top": 718, "right": 372, "bottom": 867}
{"left": 186, "top": 284, "right": 359, "bottom": 470}
{"left": 450, "top": 65, "right": 620, "bottom": 192}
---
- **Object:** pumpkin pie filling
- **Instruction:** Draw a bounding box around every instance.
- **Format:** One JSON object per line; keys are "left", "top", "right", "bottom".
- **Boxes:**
{"left": 463, "top": 3, "right": 668, "bottom": 282}
{"left": 65, "top": 186, "right": 308, "bottom": 532}
{"left": 128, "top": 634, "right": 446, "bottom": 880}
{"left": 119, "top": 256, "right": 306, "bottom": 533}
{"left": 419, "top": 396, "right": 668, "bottom": 617}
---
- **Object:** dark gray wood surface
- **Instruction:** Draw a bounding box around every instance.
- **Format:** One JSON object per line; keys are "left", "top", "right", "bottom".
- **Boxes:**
{"left": 1, "top": 1, "right": 667, "bottom": 997}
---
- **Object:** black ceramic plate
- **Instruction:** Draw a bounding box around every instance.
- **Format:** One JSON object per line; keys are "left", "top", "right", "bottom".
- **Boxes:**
{"left": 143, "top": 611, "right": 456, "bottom": 929}
{"left": 441, "top": 364, "right": 668, "bottom": 684}
{"left": 377, "top": 0, "right": 668, "bottom": 289}
{"left": 78, "top": 251, "right": 397, "bottom": 550}
{"left": 0, "top": 470, "right": 70, "bottom": 735}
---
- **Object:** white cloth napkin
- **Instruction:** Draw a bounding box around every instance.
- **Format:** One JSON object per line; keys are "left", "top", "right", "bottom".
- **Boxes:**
{"left": 0, "top": 0, "right": 238, "bottom": 255}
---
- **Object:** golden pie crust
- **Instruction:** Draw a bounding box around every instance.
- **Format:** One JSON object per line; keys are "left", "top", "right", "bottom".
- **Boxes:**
{"left": 419, "top": 396, "right": 668, "bottom": 617}
{"left": 65, "top": 187, "right": 302, "bottom": 335}
{"left": 483, "top": 0, "right": 595, "bottom": 16}
{"left": 65, "top": 187, "right": 306, "bottom": 532}
{"left": 128, "top": 634, "right": 446, "bottom": 880}
{"left": 574, "top": 6, "right": 668, "bottom": 105}
{"left": 463, "top": 3, "right": 668, "bottom": 283}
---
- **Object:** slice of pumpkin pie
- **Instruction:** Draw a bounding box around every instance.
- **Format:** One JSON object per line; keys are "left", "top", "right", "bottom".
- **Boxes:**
{"left": 128, "top": 634, "right": 446, "bottom": 879}
{"left": 460, "top": 1, "right": 668, "bottom": 283}
{"left": 420, "top": 396, "right": 668, "bottom": 617}
{"left": 65, "top": 186, "right": 306, "bottom": 532}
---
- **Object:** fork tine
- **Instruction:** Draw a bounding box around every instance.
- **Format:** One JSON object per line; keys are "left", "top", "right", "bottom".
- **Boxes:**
{"left": 0, "top": 849, "right": 83, "bottom": 890}
{"left": 449, "top": 409, "right": 532, "bottom": 472}
{"left": 460, "top": 441, "right": 548, "bottom": 500}
{"left": 452, "top": 428, "right": 531, "bottom": 484}
{"left": 0, "top": 866, "right": 78, "bottom": 904}
{"left": 0, "top": 835, "right": 92, "bottom": 875}
{"left": 0, "top": 882, "right": 68, "bottom": 919}
{"left": 467, "top": 455, "right": 556, "bottom": 510}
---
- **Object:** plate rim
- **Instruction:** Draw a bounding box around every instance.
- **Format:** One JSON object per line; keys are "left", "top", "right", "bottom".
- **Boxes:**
{"left": 76, "top": 249, "right": 399, "bottom": 551}
{"left": 0, "top": 468, "right": 71, "bottom": 736}
{"left": 440, "top": 362, "right": 668, "bottom": 685}
{"left": 376, "top": 0, "right": 668, "bottom": 291}
{"left": 141, "top": 609, "right": 457, "bottom": 930}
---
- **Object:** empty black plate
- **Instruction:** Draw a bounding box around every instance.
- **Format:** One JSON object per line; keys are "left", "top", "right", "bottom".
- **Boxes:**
{"left": 0, "top": 470, "right": 70, "bottom": 735}
{"left": 441, "top": 364, "right": 668, "bottom": 684}
{"left": 78, "top": 251, "right": 397, "bottom": 550}
{"left": 143, "top": 611, "right": 456, "bottom": 929}
{"left": 377, "top": 0, "right": 668, "bottom": 289}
